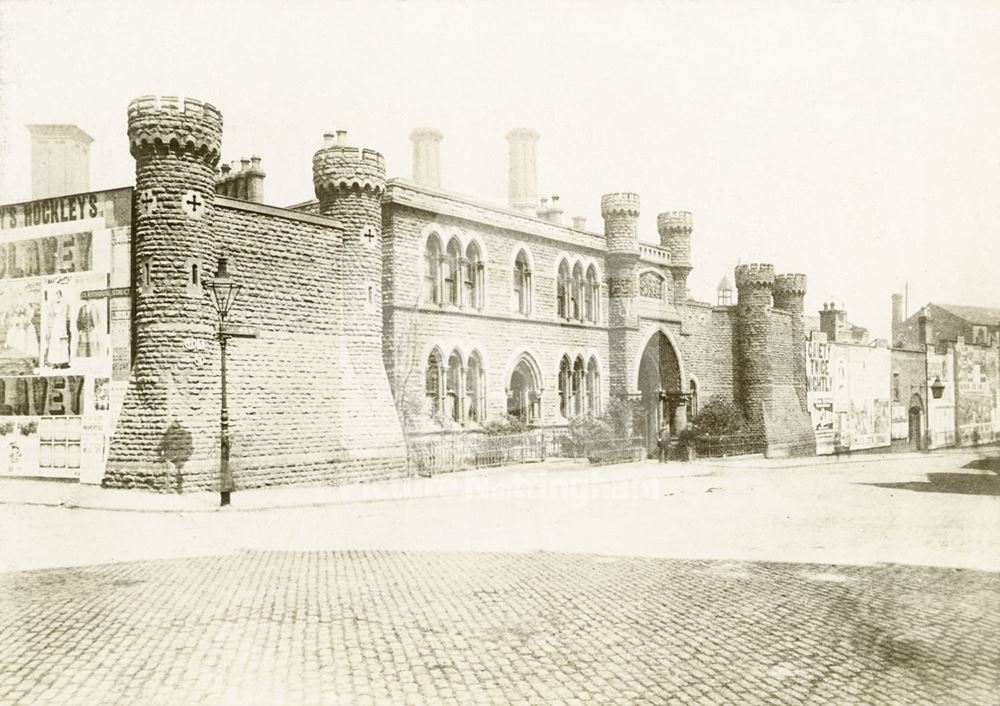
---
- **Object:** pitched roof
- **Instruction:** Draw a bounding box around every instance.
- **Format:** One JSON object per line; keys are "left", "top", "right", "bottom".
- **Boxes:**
{"left": 936, "top": 303, "right": 1000, "bottom": 326}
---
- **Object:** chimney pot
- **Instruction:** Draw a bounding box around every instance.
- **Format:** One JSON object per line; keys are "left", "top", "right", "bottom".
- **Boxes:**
{"left": 220, "top": 163, "right": 231, "bottom": 175}
{"left": 250, "top": 155, "right": 262, "bottom": 169}
{"left": 572, "top": 216, "right": 587, "bottom": 230}
{"left": 240, "top": 157, "right": 251, "bottom": 172}
{"left": 323, "top": 132, "right": 335, "bottom": 147}
{"left": 336, "top": 129, "right": 348, "bottom": 146}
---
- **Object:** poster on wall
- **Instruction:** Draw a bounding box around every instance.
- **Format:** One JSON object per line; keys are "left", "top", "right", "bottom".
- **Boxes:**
{"left": 805, "top": 337, "right": 834, "bottom": 455}
{"left": 0, "top": 280, "right": 42, "bottom": 374}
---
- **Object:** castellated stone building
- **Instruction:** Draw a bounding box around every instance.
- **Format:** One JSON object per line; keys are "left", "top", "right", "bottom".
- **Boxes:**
{"left": 0, "top": 96, "right": 814, "bottom": 491}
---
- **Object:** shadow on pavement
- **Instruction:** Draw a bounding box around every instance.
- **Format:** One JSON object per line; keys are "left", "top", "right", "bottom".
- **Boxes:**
{"left": 865, "top": 456, "right": 1000, "bottom": 496}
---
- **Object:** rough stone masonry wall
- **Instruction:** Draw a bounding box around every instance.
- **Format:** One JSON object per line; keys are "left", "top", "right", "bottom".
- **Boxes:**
{"left": 763, "top": 310, "right": 816, "bottom": 457}
{"left": 212, "top": 204, "right": 406, "bottom": 488}
{"left": 679, "top": 302, "right": 737, "bottom": 408}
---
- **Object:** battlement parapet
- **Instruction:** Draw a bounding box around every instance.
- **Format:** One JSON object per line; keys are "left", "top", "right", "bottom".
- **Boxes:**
{"left": 313, "top": 141, "right": 386, "bottom": 196}
{"left": 601, "top": 192, "right": 640, "bottom": 217}
{"left": 773, "top": 273, "right": 807, "bottom": 296}
{"left": 127, "top": 95, "right": 222, "bottom": 165}
{"left": 734, "top": 263, "right": 775, "bottom": 290}
{"left": 657, "top": 211, "right": 693, "bottom": 234}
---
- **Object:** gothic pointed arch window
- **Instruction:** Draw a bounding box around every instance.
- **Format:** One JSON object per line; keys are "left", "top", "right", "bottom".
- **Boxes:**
{"left": 557, "top": 260, "right": 570, "bottom": 320}
{"left": 586, "top": 357, "right": 600, "bottom": 414}
{"left": 464, "top": 242, "right": 484, "bottom": 310}
{"left": 514, "top": 249, "right": 532, "bottom": 315}
{"left": 466, "top": 350, "right": 485, "bottom": 422}
{"left": 586, "top": 265, "right": 599, "bottom": 322}
{"left": 424, "top": 234, "right": 443, "bottom": 305}
{"left": 571, "top": 263, "right": 584, "bottom": 321}
{"left": 446, "top": 349, "right": 463, "bottom": 422}
{"left": 425, "top": 348, "right": 444, "bottom": 417}
{"left": 572, "top": 356, "right": 585, "bottom": 416}
{"left": 445, "top": 238, "right": 462, "bottom": 306}
{"left": 558, "top": 355, "right": 572, "bottom": 418}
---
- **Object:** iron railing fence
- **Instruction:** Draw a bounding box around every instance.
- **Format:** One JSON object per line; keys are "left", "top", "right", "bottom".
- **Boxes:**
{"left": 408, "top": 429, "right": 643, "bottom": 476}
{"left": 688, "top": 433, "right": 764, "bottom": 459}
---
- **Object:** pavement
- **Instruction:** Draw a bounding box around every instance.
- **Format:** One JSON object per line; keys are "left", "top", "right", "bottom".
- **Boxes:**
{"left": 0, "top": 449, "right": 998, "bottom": 705}
{"left": 0, "top": 445, "right": 986, "bottom": 513}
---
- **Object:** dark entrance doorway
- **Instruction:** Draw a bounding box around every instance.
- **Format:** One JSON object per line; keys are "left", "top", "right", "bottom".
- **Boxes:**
{"left": 637, "top": 331, "right": 683, "bottom": 454}
{"left": 507, "top": 356, "right": 540, "bottom": 424}
{"left": 908, "top": 393, "right": 924, "bottom": 451}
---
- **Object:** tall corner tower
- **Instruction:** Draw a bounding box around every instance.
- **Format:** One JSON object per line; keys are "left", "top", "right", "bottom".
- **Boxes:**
{"left": 773, "top": 273, "right": 808, "bottom": 409}
{"left": 311, "top": 131, "right": 407, "bottom": 472}
{"left": 734, "top": 262, "right": 774, "bottom": 438}
{"left": 106, "top": 95, "right": 224, "bottom": 489}
{"left": 657, "top": 211, "right": 692, "bottom": 307}
{"left": 602, "top": 192, "right": 641, "bottom": 398}
{"left": 312, "top": 132, "right": 386, "bottom": 348}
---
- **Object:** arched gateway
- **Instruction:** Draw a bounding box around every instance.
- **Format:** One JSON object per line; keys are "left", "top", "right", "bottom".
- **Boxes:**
{"left": 636, "top": 331, "right": 687, "bottom": 453}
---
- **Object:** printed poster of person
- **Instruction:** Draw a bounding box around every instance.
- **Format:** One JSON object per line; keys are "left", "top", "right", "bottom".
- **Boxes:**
{"left": 71, "top": 271, "right": 110, "bottom": 370}
{"left": 0, "top": 279, "right": 42, "bottom": 374}
{"left": 41, "top": 278, "right": 78, "bottom": 371}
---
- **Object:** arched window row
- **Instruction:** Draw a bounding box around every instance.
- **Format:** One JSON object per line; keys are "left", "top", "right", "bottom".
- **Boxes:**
{"left": 423, "top": 231, "right": 486, "bottom": 310}
{"left": 556, "top": 256, "right": 601, "bottom": 324}
{"left": 558, "top": 354, "right": 602, "bottom": 419}
{"left": 425, "top": 346, "right": 486, "bottom": 425}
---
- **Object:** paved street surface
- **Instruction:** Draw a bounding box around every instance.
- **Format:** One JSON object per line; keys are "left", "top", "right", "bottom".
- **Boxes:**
{"left": 1, "top": 452, "right": 999, "bottom": 705}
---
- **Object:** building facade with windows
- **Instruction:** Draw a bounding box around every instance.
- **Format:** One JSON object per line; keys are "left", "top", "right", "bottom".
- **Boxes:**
{"left": 0, "top": 95, "right": 818, "bottom": 491}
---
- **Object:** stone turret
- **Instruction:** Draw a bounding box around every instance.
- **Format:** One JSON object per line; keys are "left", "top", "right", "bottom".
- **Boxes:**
{"left": 658, "top": 211, "right": 692, "bottom": 306}
{"left": 602, "top": 192, "right": 641, "bottom": 397}
{"left": 313, "top": 131, "right": 386, "bottom": 344}
{"left": 106, "top": 95, "right": 224, "bottom": 490}
{"left": 734, "top": 263, "right": 774, "bottom": 439}
{"left": 773, "top": 273, "right": 808, "bottom": 410}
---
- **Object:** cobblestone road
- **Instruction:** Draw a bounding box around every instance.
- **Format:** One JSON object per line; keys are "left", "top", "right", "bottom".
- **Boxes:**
{"left": 1, "top": 550, "right": 997, "bottom": 705}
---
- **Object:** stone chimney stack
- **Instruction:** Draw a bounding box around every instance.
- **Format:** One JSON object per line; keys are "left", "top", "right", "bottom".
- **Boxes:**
{"left": 410, "top": 128, "right": 443, "bottom": 188}
{"left": 506, "top": 128, "right": 539, "bottom": 213}
{"left": 215, "top": 155, "right": 265, "bottom": 204}
{"left": 819, "top": 302, "right": 842, "bottom": 343}
{"left": 27, "top": 124, "right": 93, "bottom": 198}
{"left": 891, "top": 293, "right": 904, "bottom": 328}
{"left": 572, "top": 216, "right": 587, "bottom": 230}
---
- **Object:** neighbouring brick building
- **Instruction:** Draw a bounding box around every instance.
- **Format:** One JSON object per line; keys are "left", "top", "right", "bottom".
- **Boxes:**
{"left": 0, "top": 95, "right": 816, "bottom": 491}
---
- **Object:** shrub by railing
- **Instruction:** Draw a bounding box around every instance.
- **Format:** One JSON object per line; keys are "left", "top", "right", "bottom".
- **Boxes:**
{"left": 583, "top": 437, "right": 646, "bottom": 466}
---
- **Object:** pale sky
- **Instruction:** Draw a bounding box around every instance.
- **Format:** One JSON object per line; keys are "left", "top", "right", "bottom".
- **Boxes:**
{"left": 1, "top": 0, "right": 998, "bottom": 339}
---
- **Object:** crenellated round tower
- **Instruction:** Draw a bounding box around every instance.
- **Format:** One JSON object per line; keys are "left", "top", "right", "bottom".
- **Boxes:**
{"left": 602, "top": 192, "right": 641, "bottom": 397}
{"left": 106, "top": 95, "right": 225, "bottom": 490}
{"left": 657, "top": 211, "right": 692, "bottom": 306}
{"left": 312, "top": 132, "right": 386, "bottom": 345}
{"left": 773, "top": 273, "right": 808, "bottom": 410}
{"left": 734, "top": 263, "right": 774, "bottom": 438}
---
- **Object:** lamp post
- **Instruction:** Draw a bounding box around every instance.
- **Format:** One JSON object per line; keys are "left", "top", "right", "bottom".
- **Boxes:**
{"left": 206, "top": 256, "right": 242, "bottom": 506}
